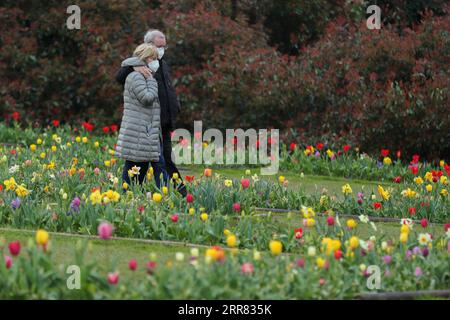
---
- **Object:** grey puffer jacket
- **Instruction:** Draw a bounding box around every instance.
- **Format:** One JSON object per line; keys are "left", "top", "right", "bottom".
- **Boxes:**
{"left": 116, "top": 57, "right": 161, "bottom": 162}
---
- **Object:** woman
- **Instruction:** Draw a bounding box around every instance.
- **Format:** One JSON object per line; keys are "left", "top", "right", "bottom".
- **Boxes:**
{"left": 116, "top": 43, "right": 168, "bottom": 191}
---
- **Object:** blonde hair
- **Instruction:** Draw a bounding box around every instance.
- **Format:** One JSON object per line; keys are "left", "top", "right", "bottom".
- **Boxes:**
{"left": 133, "top": 43, "right": 158, "bottom": 61}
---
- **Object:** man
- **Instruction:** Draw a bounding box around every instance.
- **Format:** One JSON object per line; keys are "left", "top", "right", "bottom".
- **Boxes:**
{"left": 116, "top": 29, "right": 187, "bottom": 197}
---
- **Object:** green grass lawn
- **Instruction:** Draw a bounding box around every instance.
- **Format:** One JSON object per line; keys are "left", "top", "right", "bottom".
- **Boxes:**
{"left": 180, "top": 166, "right": 392, "bottom": 198}
{"left": 0, "top": 228, "right": 193, "bottom": 275}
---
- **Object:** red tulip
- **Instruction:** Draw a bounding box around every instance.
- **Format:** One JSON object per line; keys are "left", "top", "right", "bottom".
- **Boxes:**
{"left": 110, "top": 124, "right": 118, "bottom": 132}
{"left": 52, "top": 120, "right": 60, "bottom": 127}
{"left": 102, "top": 126, "right": 110, "bottom": 134}
{"left": 4, "top": 255, "right": 12, "bottom": 269}
{"left": 240, "top": 178, "right": 250, "bottom": 189}
{"left": 411, "top": 154, "right": 420, "bottom": 164}
{"left": 393, "top": 176, "right": 401, "bottom": 183}
{"left": 107, "top": 272, "right": 119, "bottom": 285}
{"left": 82, "top": 122, "right": 94, "bottom": 132}
{"left": 128, "top": 259, "right": 138, "bottom": 271}
{"left": 381, "top": 149, "right": 389, "bottom": 157}
{"left": 334, "top": 250, "right": 343, "bottom": 260}
{"left": 8, "top": 241, "right": 21, "bottom": 256}
{"left": 294, "top": 228, "right": 303, "bottom": 239}
{"left": 11, "top": 112, "right": 20, "bottom": 121}
{"left": 343, "top": 145, "right": 351, "bottom": 153}
{"left": 289, "top": 142, "right": 297, "bottom": 152}
{"left": 171, "top": 214, "right": 179, "bottom": 223}
{"left": 186, "top": 193, "right": 194, "bottom": 203}
{"left": 316, "top": 143, "right": 324, "bottom": 151}
{"left": 444, "top": 222, "right": 450, "bottom": 232}
{"left": 296, "top": 259, "right": 305, "bottom": 268}
{"left": 409, "top": 207, "right": 416, "bottom": 215}
{"left": 420, "top": 219, "right": 428, "bottom": 228}
{"left": 185, "top": 175, "right": 195, "bottom": 183}
{"left": 373, "top": 202, "right": 382, "bottom": 210}
{"left": 232, "top": 203, "right": 241, "bottom": 213}
{"left": 326, "top": 216, "right": 335, "bottom": 226}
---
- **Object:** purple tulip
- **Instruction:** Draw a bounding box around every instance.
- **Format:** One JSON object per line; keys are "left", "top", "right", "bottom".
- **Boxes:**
{"left": 70, "top": 196, "right": 81, "bottom": 213}
{"left": 421, "top": 247, "right": 429, "bottom": 257}
{"left": 382, "top": 255, "right": 392, "bottom": 264}
{"left": 11, "top": 197, "right": 21, "bottom": 210}
{"left": 412, "top": 246, "right": 421, "bottom": 255}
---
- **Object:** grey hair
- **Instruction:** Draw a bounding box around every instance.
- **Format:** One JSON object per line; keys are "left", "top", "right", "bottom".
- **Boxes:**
{"left": 144, "top": 29, "right": 165, "bottom": 44}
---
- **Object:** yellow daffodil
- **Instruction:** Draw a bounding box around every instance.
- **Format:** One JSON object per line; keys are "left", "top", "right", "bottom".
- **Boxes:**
{"left": 401, "top": 188, "right": 417, "bottom": 198}
{"left": 425, "top": 184, "right": 433, "bottom": 192}
{"left": 15, "top": 184, "right": 29, "bottom": 197}
{"left": 224, "top": 179, "right": 233, "bottom": 187}
{"left": 200, "top": 213, "right": 209, "bottom": 221}
{"left": 342, "top": 184, "right": 352, "bottom": 194}
{"left": 441, "top": 189, "right": 448, "bottom": 197}
{"left": 424, "top": 172, "right": 433, "bottom": 182}
{"left": 4, "top": 177, "right": 17, "bottom": 191}
{"left": 188, "top": 208, "right": 195, "bottom": 215}
{"left": 414, "top": 177, "right": 424, "bottom": 185}
{"left": 377, "top": 185, "right": 390, "bottom": 201}
{"left": 278, "top": 176, "right": 285, "bottom": 184}
{"left": 30, "top": 144, "right": 37, "bottom": 152}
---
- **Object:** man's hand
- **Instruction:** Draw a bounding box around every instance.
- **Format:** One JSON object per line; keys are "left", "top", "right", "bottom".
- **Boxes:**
{"left": 134, "top": 66, "right": 152, "bottom": 78}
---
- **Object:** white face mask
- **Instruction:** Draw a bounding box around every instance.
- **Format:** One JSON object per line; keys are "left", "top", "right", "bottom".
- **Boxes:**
{"left": 157, "top": 47, "right": 165, "bottom": 59}
{"left": 148, "top": 60, "right": 160, "bottom": 73}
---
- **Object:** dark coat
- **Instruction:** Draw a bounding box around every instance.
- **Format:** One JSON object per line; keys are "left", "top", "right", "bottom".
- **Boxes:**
{"left": 116, "top": 57, "right": 180, "bottom": 130}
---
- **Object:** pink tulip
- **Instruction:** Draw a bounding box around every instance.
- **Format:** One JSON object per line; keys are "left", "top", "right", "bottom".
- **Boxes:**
{"left": 8, "top": 241, "right": 21, "bottom": 257}
{"left": 94, "top": 167, "right": 100, "bottom": 175}
{"left": 4, "top": 255, "right": 12, "bottom": 269}
{"left": 420, "top": 218, "right": 428, "bottom": 228}
{"left": 186, "top": 193, "right": 194, "bottom": 203}
{"left": 171, "top": 214, "right": 179, "bottom": 223}
{"left": 128, "top": 259, "right": 137, "bottom": 271}
{"left": 326, "top": 216, "right": 334, "bottom": 226}
{"left": 98, "top": 222, "right": 114, "bottom": 240}
{"left": 232, "top": 203, "right": 241, "bottom": 213}
{"left": 107, "top": 272, "right": 119, "bottom": 285}
{"left": 241, "top": 262, "right": 254, "bottom": 275}
{"left": 240, "top": 179, "right": 250, "bottom": 189}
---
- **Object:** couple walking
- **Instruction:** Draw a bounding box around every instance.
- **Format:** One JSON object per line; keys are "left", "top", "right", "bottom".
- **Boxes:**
{"left": 115, "top": 29, "right": 186, "bottom": 197}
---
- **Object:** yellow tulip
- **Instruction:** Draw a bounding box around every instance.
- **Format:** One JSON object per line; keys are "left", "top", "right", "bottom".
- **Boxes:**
{"left": 269, "top": 240, "right": 283, "bottom": 256}
{"left": 152, "top": 193, "right": 162, "bottom": 203}
{"left": 36, "top": 229, "right": 49, "bottom": 246}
